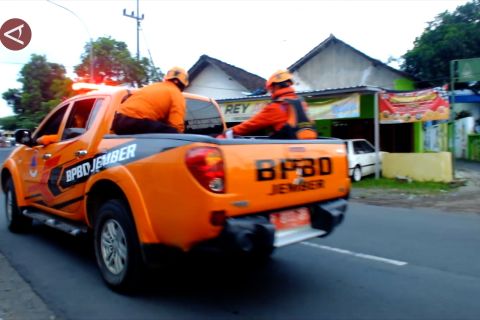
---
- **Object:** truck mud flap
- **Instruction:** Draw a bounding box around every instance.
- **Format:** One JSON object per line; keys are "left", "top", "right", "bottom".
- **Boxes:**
{"left": 310, "top": 198, "right": 347, "bottom": 237}
{"left": 220, "top": 216, "right": 275, "bottom": 254}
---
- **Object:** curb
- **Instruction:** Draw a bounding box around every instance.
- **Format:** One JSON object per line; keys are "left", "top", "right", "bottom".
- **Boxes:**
{"left": 0, "top": 251, "right": 56, "bottom": 320}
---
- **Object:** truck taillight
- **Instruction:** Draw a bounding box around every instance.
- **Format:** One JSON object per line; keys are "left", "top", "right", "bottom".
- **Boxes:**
{"left": 185, "top": 147, "right": 225, "bottom": 193}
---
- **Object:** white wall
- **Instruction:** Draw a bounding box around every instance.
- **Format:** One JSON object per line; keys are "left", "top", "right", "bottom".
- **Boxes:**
{"left": 185, "top": 65, "right": 248, "bottom": 99}
{"left": 455, "top": 116, "right": 475, "bottom": 158}
{"left": 293, "top": 42, "right": 405, "bottom": 92}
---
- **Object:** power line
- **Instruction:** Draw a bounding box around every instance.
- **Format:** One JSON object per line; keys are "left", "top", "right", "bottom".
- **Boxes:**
{"left": 46, "top": 0, "right": 94, "bottom": 82}
{"left": 139, "top": 27, "right": 161, "bottom": 80}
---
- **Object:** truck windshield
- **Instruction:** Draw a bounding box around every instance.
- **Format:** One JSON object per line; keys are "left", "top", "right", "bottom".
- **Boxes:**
{"left": 184, "top": 98, "right": 224, "bottom": 135}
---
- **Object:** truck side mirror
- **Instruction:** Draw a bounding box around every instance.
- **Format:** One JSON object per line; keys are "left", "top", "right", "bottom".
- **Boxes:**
{"left": 14, "top": 129, "right": 33, "bottom": 146}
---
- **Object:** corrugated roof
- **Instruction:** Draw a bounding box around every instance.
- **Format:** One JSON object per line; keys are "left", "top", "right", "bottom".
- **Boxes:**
{"left": 288, "top": 34, "right": 416, "bottom": 81}
{"left": 217, "top": 85, "right": 383, "bottom": 103}
{"left": 188, "top": 55, "right": 266, "bottom": 92}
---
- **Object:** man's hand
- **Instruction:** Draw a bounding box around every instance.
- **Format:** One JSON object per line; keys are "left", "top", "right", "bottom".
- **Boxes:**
{"left": 37, "top": 134, "right": 59, "bottom": 146}
{"left": 216, "top": 129, "right": 233, "bottom": 139}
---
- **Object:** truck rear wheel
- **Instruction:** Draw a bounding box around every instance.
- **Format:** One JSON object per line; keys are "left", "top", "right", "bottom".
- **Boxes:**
{"left": 94, "top": 199, "right": 144, "bottom": 292}
{"left": 4, "top": 178, "right": 32, "bottom": 233}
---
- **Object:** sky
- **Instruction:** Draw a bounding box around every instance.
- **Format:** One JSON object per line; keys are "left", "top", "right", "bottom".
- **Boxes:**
{"left": 0, "top": 0, "right": 472, "bottom": 118}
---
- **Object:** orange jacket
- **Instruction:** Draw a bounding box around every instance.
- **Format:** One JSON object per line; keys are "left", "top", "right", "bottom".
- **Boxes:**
{"left": 232, "top": 86, "right": 304, "bottom": 136}
{"left": 117, "top": 81, "right": 186, "bottom": 132}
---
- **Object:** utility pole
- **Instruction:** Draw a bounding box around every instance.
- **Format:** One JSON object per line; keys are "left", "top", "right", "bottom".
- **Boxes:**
{"left": 123, "top": 0, "right": 144, "bottom": 60}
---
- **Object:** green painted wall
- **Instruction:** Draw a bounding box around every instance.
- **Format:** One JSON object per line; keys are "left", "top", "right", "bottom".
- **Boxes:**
{"left": 360, "top": 95, "right": 374, "bottom": 118}
{"left": 315, "top": 120, "right": 332, "bottom": 137}
{"left": 413, "top": 122, "right": 423, "bottom": 152}
{"left": 468, "top": 134, "right": 480, "bottom": 160}
{"left": 394, "top": 78, "right": 415, "bottom": 90}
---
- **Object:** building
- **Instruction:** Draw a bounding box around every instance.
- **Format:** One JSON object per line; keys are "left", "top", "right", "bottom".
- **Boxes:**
{"left": 185, "top": 35, "right": 480, "bottom": 157}
{"left": 186, "top": 54, "right": 265, "bottom": 99}
{"left": 288, "top": 34, "right": 415, "bottom": 92}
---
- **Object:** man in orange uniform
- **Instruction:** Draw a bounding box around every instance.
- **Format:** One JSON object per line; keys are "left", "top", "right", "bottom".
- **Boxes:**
{"left": 226, "top": 70, "right": 317, "bottom": 139}
{"left": 112, "top": 67, "right": 189, "bottom": 134}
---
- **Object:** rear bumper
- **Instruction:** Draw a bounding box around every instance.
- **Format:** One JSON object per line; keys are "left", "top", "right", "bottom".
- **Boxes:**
{"left": 141, "top": 198, "right": 347, "bottom": 265}
{"left": 203, "top": 198, "right": 348, "bottom": 253}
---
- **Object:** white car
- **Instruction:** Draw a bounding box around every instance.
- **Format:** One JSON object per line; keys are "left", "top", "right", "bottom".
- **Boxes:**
{"left": 344, "top": 139, "right": 384, "bottom": 182}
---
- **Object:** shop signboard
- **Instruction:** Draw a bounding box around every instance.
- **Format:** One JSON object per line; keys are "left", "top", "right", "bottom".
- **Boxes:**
{"left": 379, "top": 88, "right": 450, "bottom": 124}
{"left": 220, "top": 100, "right": 268, "bottom": 122}
{"left": 307, "top": 94, "right": 360, "bottom": 120}
{"left": 219, "top": 94, "right": 360, "bottom": 122}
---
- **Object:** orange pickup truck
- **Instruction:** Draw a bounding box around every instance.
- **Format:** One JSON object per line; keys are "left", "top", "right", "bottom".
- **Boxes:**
{"left": 2, "top": 86, "right": 350, "bottom": 291}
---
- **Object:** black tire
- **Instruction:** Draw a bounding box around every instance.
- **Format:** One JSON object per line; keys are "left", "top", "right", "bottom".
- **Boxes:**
{"left": 352, "top": 166, "right": 362, "bottom": 182}
{"left": 94, "top": 199, "right": 144, "bottom": 293}
{"left": 251, "top": 245, "right": 275, "bottom": 261}
{"left": 251, "top": 226, "right": 275, "bottom": 261}
{"left": 4, "top": 178, "right": 32, "bottom": 233}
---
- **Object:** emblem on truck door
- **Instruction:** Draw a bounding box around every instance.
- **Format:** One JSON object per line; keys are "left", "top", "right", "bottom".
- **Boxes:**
{"left": 29, "top": 149, "right": 39, "bottom": 177}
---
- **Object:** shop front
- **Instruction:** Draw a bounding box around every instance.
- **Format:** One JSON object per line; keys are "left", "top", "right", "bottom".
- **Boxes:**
{"left": 218, "top": 86, "right": 415, "bottom": 153}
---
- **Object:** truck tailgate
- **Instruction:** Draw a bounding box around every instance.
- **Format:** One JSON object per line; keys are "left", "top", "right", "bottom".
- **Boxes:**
{"left": 218, "top": 139, "right": 350, "bottom": 216}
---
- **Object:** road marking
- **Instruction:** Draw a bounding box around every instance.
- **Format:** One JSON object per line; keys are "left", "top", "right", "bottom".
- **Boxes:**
{"left": 301, "top": 241, "right": 408, "bottom": 266}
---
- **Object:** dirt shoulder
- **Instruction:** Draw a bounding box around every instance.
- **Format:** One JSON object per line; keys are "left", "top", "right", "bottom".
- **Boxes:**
{"left": 350, "top": 166, "right": 480, "bottom": 214}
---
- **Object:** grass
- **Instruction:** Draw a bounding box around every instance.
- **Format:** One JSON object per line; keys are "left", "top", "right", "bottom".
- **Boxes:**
{"left": 353, "top": 177, "right": 458, "bottom": 194}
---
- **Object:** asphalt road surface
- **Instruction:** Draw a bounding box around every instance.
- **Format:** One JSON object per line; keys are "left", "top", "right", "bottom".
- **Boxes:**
{"left": 1, "top": 147, "right": 480, "bottom": 319}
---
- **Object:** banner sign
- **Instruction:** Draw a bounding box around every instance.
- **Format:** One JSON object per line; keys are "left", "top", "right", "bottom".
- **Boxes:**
{"left": 219, "top": 94, "right": 360, "bottom": 122}
{"left": 220, "top": 101, "right": 268, "bottom": 122}
{"left": 308, "top": 94, "right": 360, "bottom": 120}
{"left": 379, "top": 88, "right": 450, "bottom": 124}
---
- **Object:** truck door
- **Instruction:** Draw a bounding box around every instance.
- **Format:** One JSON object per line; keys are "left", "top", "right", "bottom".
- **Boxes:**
{"left": 20, "top": 103, "right": 70, "bottom": 202}
{"left": 26, "top": 97, "right": 104, "bottom": 218}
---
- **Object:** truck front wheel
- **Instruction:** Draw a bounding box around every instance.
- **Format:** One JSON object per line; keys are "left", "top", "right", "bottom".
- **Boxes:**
{"left": 94, "top": 199, "right": 144, "bottom": 292}
{"left": 4, "top": 178, "right": 32, "bottom": 233}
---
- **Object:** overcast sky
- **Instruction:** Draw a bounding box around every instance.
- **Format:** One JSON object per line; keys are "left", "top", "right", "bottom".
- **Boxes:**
{"left": 0, "top": 0, "right": 471, "bottom": 117}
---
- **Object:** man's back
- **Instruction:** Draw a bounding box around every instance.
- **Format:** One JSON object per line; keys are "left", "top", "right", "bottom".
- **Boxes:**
{"left": 118, "top": 82, "right": 177, "bottom": 120}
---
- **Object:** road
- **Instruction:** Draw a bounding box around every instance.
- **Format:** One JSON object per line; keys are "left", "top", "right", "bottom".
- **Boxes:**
{"left": 1, "top": 147, "right": 480, "bottom": 319}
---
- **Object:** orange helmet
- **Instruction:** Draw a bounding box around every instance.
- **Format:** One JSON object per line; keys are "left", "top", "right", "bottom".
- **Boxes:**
{"left": 165, "top": 67, "right": 189, "bottom": 86}
{"left": 266, "top": 69, "right": 293, "bottom": 90}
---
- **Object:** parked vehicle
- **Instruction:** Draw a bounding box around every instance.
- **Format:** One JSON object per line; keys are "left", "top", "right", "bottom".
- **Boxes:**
{"left": 0, "top": 130, "right": 15, "bottom": 147}
{"left": 2, "top": 84, "right": 350, "bottom": 292}
{"left": 345, "top": 139, "right": 384, "bottom": 182}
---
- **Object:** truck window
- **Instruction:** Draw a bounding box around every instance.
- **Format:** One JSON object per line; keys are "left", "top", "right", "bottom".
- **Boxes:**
{"left": 33, "top": 104, "right": 69, "bottom": 141}
{"left": 62, "top": 98, "right": 103, "bottom": 140}
{"left": 184, "top": 98, "right": 224, "bottom": 135}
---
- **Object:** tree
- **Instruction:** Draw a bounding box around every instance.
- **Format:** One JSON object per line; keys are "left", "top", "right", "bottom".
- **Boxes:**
{"left": 0, "top": 54, "right": 73, "bottom": 129}
{"left": 1, "top": 37, "right": 162, "bottom": 130}
{"left": 401, "top": 0, "right": 480, "bottom": 87}
{"left": 74, "top": 36, "right": 162, "bottom": 86}
{"left": 2, "top": 89, "right": 22, "bottom": 114}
